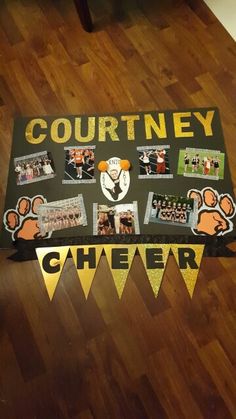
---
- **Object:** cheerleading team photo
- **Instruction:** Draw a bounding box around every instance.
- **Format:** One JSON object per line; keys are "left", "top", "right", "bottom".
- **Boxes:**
{"left": 137, "top": 145, "right": 173, "bottom": 179}
{"left": 63, "top": 146, "right": 96, "bottom": 183}
{"left": 37, "top": 195, "right": 87, "bottom": 235}
{"left": 145, "top": 192, "right": 197, "bottom": 228}
{"left": 177, "top": 148, "right": 225, "bottom": 180}
{"left": 14, "top": 151, "right": 56, "bottom": 185}
{"left": 94, "top": 202, "right": 139, "bottom": 236}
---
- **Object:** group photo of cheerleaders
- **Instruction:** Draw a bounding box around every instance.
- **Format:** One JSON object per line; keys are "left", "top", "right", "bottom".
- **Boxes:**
{"left": 177, "top": 148, "right": 225, "bottom": 180}
{"left": 148, "top": 193, "right": 196, "bottom": 228}
{"left": 137, "top": 145, "right": 173, "bottom": 178}
{"left": 95, "top": 203, "right": 139, "bottom": 235}
{"left": 63, "top": 146, "right": 95, "bottom": 183}
{"left": 37, "top": 195, "right": 87, "bottom": 235}
{"left": 14, "top": 151, "right": 56, "bottom": 185}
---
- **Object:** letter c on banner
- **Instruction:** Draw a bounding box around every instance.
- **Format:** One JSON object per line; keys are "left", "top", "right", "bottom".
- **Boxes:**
{"left": 42, "top": 251, "right": 61, "bottom": 274}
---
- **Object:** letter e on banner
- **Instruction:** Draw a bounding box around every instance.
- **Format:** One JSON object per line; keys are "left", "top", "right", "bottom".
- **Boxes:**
{"left": 138, "top": 244, "right": 171, "bottom": 297}
{"left": 103, "top": 245, "right": 136, "bottom": 298}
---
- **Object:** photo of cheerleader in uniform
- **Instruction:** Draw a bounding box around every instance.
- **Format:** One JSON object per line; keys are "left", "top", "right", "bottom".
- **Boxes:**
{"left": 145, "top": 192, "right": 197, "bottom": 228}
{"left": 94, "top": 202, "right": 139, "bottom": 236}
{"left": 139, "top": 151, "right": 151, "bottom": 175}
{"left": 14, "top": 151, "right": 56, "bottom": 185}
{"left": 178, "top": 148, "right": 225, "bottom": 180}
{"left": 63, "top": 146, "right": 96, "bottom": 183}
{"left": 37, "top": 195, "right": 87, "bottom": 235}
{"left": 137, "top": 145, "right": 173, "bottom": 179}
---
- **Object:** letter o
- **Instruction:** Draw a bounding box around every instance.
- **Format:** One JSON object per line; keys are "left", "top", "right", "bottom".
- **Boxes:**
{"left": 51, "top": 118, "right": 72, "bottom": 143}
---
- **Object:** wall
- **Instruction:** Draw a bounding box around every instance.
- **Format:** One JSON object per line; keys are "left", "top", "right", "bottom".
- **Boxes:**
{"left": 204, "top": 0, "right": 236, "bottom": 40}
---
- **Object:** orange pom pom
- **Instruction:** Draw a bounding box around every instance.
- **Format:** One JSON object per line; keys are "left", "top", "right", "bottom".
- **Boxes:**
{"left": 120, "top": 159, "right": 131, "bottom": 171}
{"left": 98, "top": 161, "right": 108, "bottom": 172}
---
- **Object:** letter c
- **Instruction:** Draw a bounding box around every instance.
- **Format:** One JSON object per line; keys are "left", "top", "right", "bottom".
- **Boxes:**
{"left": 25, "top": 118, "right": 47, "bottom": 144}
{"left": 42, "top": 251, "right": 61, "bottom": 274}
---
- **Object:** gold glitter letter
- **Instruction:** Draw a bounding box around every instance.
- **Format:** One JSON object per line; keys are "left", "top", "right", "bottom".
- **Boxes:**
{"left": 51, "top": 118, "right": 72, "bottom": 143}
{"left": 98, "top": 116, "right": 119, "bottom": 142}
{"left": 121, "top": 115, "right": 140, "bottom": 140}
{"left": 144, "top": 113, "right": 167, "bottom": 139}
{"left": 25, "top": 118, "right": 47, "bottom": 144}
{"left": 75, "top": 117, "right": 96, "bottom": 143}
{"left": 193, "top": 110, "right": 215, "bottom": 136}
{"left": 173, "top": 112, "right": 194, "bottom": 138}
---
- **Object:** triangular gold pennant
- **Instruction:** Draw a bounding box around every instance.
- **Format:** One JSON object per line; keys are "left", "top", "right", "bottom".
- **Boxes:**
{"left": 70, "top": 245, "right": 103, "bottom": 298}
{"left": 137, "top": 244, "right": 171, "bottom": 297}
{"left": 171, "top": 244, "right": 205, "bottom": 297}
{"left": 36, "top": 246, "right": 69, "bottom": 300}
{"left": 103, "top": 244, "right": 136, "bottom": 298}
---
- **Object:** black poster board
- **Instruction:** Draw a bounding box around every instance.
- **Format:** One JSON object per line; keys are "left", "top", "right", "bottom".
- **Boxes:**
{"left": 1, "top": 107, "right": 235, "bottom": 259}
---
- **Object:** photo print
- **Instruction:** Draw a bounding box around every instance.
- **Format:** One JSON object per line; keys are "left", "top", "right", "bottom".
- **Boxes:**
{"left": 37, "top": 195, "right": 87, "bottom": 235}
{"left": 137, "top": 145, "right": 173, "bottom": 179}
{"left": 177, "top": 148, "right": 225, "bottom": 180}
{"left": 14, "top": 151, "right": 56, "bottom": 185}
{"left": 144, "top": 192, "right": 197, "bottom": 228}
{"left": 63, "top": 146, "right": 95, "bottom": 184}
{"left": 93, "top": 201, "right": 140, "bottom": 235}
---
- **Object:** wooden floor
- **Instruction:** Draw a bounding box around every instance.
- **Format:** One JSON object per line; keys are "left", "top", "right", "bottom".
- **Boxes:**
{"left": 0, "top": 0, "right": 236, "bottom": 417}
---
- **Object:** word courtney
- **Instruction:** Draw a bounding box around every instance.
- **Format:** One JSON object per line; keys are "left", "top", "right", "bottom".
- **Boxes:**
{"left": 25, "top": 111, "right": 215, "bottom": 144}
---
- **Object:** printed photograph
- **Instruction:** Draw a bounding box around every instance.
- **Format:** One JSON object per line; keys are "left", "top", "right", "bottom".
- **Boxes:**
{"left": 63, "top": 146, "right": 95, "bottom": 183}
{"left": 14, "top": 151, "right": 56, "bottom": 185}
{"left": 144, "top": 192, "right": 197, "bottom": 228}
{"left": 177, "top": 148, "right": 225, "bottom": 180}
{"left": 37, "top": 195, "right": 87, "bottom": 235}
{"left": 93, "top": 202, "right": 140, "bottom": 235}
{"left": 137, "top": 145, "right": 173, "bottom": 179}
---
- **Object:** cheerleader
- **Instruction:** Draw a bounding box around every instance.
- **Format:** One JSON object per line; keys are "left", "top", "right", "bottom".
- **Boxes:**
{"left": 15, "top": 163, "right": 23, "bottom": 183}
{"left": 165, "top": 202, "right": 172, "bottom": 221}
{"left": 126, "top": 210, "right": 133, "bottom": 234}
{"left": 72, "top": 149, "right": 85, "bottom": 179}
{"left": 191, "top": 155, "right": 197, "bottom": 172}
{"left": 156, "top": 149, "right": 166, "bottom": 174}
{"left": 213, "top": 156, "right": 220, "bottom": 176}
{"left": 184, "top": 153, "right": 189, "bottom": 173}
{"left": 171, "top": 202, "right": 177, "bottom": 222}
{"left": 26, "top": 163, "right": 33, "bottom": 181}
{"left": 175, "top": 203, "right": 182, "bottom": 222}
{"left": 203, "top": 157, "right": 211, "bottom": 175}
{"left": 139, "top": 151, "right": 151, "bottom": 175}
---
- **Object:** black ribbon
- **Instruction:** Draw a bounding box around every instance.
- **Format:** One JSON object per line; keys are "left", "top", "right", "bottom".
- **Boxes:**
{"left": 8, "top": 234, "right": 236, "bottom": 261}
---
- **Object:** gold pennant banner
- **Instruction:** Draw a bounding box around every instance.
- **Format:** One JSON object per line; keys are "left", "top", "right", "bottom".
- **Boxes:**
{"left": 138, "top": 244, "right": 171, "bottom": 297}
{"left": 70, "top": 245, "right": 103, "bottom": 298}
{"left": 171, "top": 244, "right": 205, "bottom": 297}
{"left": 103, "top": 244, "right": 136, "bottom": 298}
{"left": 36, "top": 246, "right": 70, "bottom": 300}
{"left": 36, "top": 244, "right": 205, "bottom": 300}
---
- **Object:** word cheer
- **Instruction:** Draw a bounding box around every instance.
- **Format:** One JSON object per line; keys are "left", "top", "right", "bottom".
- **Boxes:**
{"left": 36, "top": 244, "right": 205, "bottom": 300}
